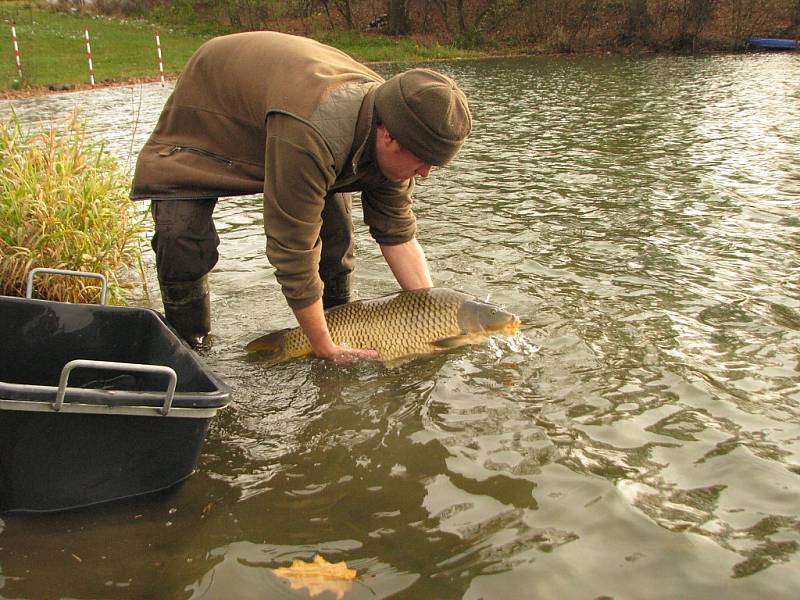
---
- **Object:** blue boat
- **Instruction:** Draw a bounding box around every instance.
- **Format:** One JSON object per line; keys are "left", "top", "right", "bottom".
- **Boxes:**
{"left": 747, "top": 37, "right": 798, "bottom": 50}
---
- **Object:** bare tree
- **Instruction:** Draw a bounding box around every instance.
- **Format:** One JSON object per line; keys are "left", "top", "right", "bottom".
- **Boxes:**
{"left": 387, "top": 0, "right": 410, "bottom": 34}
{"left": 678, "top": 0, "right": 718, "bottom": 51}
{"left": 317, "top": 0, "right": 356, "bottom": 28}
{"left": 224, "top": 0, "right": 271, "bottom": 30}
{"left": 335, "top": 0, "right": 357, "bottom": 28}
{"left": 430, "top": 0, "right": 516, "bottom": 46}
{"left": 795, "top": 0, "right": 800, "bottom": 29}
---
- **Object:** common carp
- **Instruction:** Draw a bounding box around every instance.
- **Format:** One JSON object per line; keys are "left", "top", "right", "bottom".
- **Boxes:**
{"left": 245, "top": 287, "right": 521, "bottom": 365}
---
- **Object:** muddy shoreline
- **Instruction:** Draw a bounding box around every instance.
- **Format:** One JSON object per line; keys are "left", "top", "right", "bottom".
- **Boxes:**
{"left": 0, "top": 74, "right": 180, "bottom": 100}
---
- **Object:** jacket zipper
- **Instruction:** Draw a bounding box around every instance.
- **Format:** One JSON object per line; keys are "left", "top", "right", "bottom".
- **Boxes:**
{"left": 159, "top": 145, "right": 234, "bottom": 167}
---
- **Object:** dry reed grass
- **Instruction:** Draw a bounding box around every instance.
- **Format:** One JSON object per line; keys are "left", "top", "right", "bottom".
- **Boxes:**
{"left": 0, "top": 111, "right": 145, "bottom": 304}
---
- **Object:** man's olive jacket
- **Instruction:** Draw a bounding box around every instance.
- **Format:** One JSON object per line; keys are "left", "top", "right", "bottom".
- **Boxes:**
{"left": 131, "top": 31, "right": 417, "bottom": 308}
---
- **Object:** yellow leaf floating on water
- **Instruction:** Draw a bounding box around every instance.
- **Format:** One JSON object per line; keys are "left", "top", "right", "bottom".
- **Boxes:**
{"left": 272, "top": 555, "right": 357, "bottom": 599}
{"left": 273, "top": 554, "right": 357, "bottom": 580}
{"left": 280, "top": 577, "right": 353, "bottom": 600}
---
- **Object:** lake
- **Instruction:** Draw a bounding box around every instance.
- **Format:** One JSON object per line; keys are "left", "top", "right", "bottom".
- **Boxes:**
{"left": 1, "top": 52, "right": 799, "bottom": 599}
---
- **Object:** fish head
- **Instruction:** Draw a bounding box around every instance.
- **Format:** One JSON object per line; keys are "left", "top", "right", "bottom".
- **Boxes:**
{"left": 458, "top": 299, "right": 521, "bottom": 336}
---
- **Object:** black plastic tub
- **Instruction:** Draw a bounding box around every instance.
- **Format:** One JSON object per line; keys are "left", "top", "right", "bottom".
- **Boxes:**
{"left": 0, "top": 294, "right": 230, "bottom": 513}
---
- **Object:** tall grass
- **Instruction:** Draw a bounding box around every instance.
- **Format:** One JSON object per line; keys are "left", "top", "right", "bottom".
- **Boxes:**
{"left": 0, "top": 112, "right": 145, "bottom": 304}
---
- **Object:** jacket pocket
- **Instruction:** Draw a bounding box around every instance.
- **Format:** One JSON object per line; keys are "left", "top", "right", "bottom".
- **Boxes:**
{"left": 158, "top": 145, "right": 234, "bottom": 168}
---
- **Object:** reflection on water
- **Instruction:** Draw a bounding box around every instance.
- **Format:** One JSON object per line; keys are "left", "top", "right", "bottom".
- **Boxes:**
{"left": 1, "top": 53, "right": 799, "bottom": 599}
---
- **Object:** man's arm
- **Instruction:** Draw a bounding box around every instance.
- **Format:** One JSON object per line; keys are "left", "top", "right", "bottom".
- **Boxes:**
{"left": 293, "top": 300, "right": 379, "bottom": 363}
{"left": 362, "top": 178, "right": 432, "bottom": 290}
{"left": 264, "top": 114, "right": 378, "bottom": 362}
{"left": 380, "top": 239, "right": 433, "bottom": 290}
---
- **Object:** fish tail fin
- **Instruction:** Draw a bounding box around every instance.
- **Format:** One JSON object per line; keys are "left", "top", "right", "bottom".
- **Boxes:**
{"left": 244, "top": 330, "right": 290, "bottom": 364}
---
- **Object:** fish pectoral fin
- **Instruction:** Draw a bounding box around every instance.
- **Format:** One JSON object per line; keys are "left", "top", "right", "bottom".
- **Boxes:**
{"left": 431, "top": 333, "right": 482, "bottom": 349}
{"left": 382, "top": 356, "right": 417, "bottom": 369}
{"left": 244, "top": 332, "right": 277, "bottom": 353}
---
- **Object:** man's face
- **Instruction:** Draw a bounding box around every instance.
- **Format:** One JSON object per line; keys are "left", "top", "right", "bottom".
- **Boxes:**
{"left": 375, "top": 126, "right": 434, "bottom": 182}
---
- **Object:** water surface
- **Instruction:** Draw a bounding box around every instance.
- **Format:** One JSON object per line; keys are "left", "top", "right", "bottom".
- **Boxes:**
{"left": 1, "top": 53, "right": 799, "bottom": 599}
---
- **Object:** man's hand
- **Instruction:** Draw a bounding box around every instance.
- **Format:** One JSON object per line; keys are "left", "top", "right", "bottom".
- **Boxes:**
{"left": 323, "top": 346, "right": 380, "bottom": 365}
{"left": 292, "top": 299, "right": 379, "bottom": 363}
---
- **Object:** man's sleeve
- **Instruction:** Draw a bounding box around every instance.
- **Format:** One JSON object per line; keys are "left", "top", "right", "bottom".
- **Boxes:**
{"left": 263, "top": 113, "right": 337, "bottom": 309}
{"left": 361, "top": 178, "right": 417, "bottom": 246}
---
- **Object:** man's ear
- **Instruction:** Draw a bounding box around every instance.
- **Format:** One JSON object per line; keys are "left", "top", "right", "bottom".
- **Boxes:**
{"left": 377, "top": 125, "right": 393, "bottom": 144}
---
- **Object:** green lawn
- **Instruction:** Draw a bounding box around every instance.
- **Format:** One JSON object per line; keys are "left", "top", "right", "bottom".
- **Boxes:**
{"left": 0, "top": 5, "right": 207, "bottom": 89}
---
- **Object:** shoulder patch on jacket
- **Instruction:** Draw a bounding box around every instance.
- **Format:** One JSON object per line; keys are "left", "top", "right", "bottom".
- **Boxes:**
{"left": 309, "top": 82, "right": 375, "bottom": 175}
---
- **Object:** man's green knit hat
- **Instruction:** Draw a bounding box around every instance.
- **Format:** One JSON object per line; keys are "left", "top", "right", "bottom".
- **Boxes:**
{"left": 374, "top": 68, "right": 472, "bottom": 166}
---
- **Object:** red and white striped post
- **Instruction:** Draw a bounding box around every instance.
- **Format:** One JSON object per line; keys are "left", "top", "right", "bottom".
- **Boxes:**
{"left": 155, "top": 31, "right": 165, "bottom": 86}
{"left": 10, "top": 21, "right": 22, "bottom": 80}
{"left": 84, "top": 28, "right": 95, "bottom": 86}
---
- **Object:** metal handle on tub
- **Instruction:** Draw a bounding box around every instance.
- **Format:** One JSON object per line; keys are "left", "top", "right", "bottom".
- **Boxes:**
{"left": 26, "top": 268, "right": 109, "bottom": 305}
{"left": 56, "top": 360, "right": 178, "bottom": 416}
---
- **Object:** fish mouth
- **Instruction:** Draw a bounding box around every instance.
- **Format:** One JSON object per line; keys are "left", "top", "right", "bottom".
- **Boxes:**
{"left": 506, "top": 317, "right": 522, "bottom": 335}
{"left": 485, "top": 316, "right": 521, "bottom": 336}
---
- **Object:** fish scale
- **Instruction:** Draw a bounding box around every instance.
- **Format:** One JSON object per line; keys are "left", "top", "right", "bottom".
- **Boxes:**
{"left": 328, "top": 291, "right": 462, "bottom": 360}
{"left": 245, "top": 288, "right": 520, "bottom": 365}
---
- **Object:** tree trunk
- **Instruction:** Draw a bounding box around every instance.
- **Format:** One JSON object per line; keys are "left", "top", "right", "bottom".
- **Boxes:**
{"left": 334, "top": 0, "right": 355, "bottom": 29}
{"left": 387, "top": 0, "right": 409, "bottom": 35}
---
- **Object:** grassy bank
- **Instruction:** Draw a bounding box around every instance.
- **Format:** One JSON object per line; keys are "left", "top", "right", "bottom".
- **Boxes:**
{"left": 2, "top": 0, "right": 798, "bottom": 94}
{"left": 319, "top": 31, "right": 481, "bottom": 63}
{"left": 0, "top": 3, "right": 478, "bottom": 93}
{"left": 0, "top": 4, "right": 203, "bottom": 91}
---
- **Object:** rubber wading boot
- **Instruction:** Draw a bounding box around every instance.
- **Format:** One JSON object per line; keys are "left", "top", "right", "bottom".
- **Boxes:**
{"left": 160, "top": 276, "right": 211, "bottom": 348}
{"left": 322, "top": 273, "right": 352, "bottom": 310}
